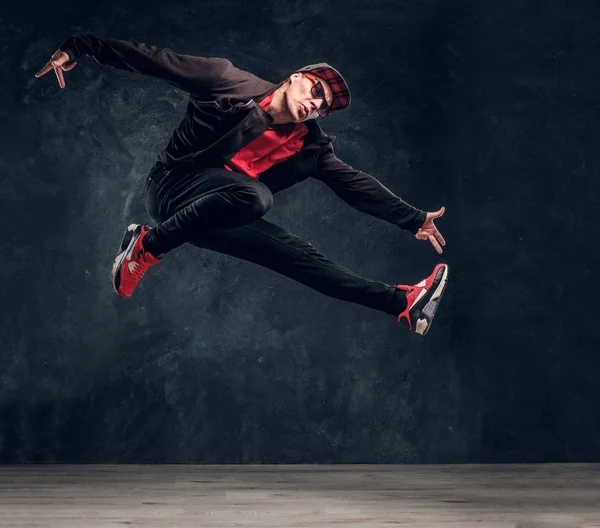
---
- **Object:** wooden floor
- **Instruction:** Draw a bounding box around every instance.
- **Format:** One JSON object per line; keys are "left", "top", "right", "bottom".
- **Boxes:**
{"left": 0, "top": 464, "right": 598, "bottom": 527}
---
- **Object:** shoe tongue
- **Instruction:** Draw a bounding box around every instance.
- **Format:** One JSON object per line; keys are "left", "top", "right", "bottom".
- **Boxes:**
{"left": 141, "top": 250, "right": 161, "bottom": 264}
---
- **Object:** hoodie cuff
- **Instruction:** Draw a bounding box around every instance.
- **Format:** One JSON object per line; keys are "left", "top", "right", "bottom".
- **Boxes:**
{"left": 402, "top": 209, "right": 428, "bottom": 235}
{"left": 59, "top": 37, "right": 78, "bottom": 60}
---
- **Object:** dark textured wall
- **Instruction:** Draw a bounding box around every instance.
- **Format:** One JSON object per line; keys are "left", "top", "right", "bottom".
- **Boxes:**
{"left": 1, "top": 0, "right": 599, "bottom": 463}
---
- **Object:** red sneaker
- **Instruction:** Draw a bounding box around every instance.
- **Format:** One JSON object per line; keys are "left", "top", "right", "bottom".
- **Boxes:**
{"left": 111, "top": 224, "right": 161, "bottom": 298}
{"left": 396, "top": 263, "right": 449, "bottom": 335}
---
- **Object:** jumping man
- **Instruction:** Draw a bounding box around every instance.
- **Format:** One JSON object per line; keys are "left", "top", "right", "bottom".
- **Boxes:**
{"left": 35, "top": 35, "right": 448, "bottom": 335}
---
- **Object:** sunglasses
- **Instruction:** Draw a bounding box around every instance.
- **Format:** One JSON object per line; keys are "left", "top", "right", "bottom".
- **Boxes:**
{"left": 304, "top": 73, "right": 332, "bottom": 118}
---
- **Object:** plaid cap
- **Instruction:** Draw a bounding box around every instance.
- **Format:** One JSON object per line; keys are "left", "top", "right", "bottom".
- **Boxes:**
{"left": 294, "top": 63, "right": 351, "bottom": 112}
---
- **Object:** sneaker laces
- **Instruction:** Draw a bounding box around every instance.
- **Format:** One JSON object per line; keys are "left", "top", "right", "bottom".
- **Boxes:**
{"left": 129, "top": 258, "right": 151, "bottom": 280}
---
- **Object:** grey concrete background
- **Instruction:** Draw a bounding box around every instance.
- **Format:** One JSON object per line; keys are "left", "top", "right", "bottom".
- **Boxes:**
{"left": 1, "top": 0, "right": 598, "bottom": 463}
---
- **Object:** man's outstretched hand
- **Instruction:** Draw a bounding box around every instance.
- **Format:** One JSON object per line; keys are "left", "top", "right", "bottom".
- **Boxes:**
{"left": 415, "top": 207, "right": 446, "bottom": 254}
{"left": 34, "top": 50, "right": 77, "bottom": 89}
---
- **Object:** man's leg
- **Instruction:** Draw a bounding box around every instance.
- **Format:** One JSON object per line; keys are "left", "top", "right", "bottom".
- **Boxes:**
{"left": 188, "top": 219, "right": 449, "bottom": 334}
{"left": 112, "top": 165, "right": 273, "bottom": 298}
{"left": 188, "top": 218, "right": 405, "bottom": 317}
{"left": 114, "top": 164, "right": 448, "bottom": 334}
{"left": 143, "top": 166, "right": 274, "bottom": 255}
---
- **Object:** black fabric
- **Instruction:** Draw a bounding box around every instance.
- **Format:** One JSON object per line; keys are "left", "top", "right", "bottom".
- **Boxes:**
{"left": 59, "top": 34, "right": 427, "bottom": 233}
{"left": 145, "top": 163, "right": 273, "bottom": 254}
{"left": 144, "top": 163, "right": 403, "bottom": 316}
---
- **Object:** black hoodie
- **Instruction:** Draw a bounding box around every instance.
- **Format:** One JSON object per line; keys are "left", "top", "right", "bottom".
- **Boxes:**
{"left": 60, "top": 34, "right": 427, "bottom": 233}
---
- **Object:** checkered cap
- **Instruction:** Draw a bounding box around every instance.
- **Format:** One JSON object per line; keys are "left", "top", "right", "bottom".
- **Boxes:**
{"left": 294, "top": 63, "right": 351, "bottom": 112}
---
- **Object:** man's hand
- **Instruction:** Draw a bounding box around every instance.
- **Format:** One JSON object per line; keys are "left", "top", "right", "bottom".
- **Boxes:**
{"left": 34, "top": 50, "right": 77, "bottom": 89}
{"left": 415, "top": 207, "right": 446, "bottom": 254}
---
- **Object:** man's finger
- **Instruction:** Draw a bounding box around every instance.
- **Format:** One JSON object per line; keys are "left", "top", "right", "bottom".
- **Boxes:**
{"left": 428, "top": 235, "right": 443, "bottom": 254}
{"left": 434, "top": 228, "right": 446, "bottom": 247}
{"left": 34, "top": 61, "right": 55, "bottom": 78}
{"left": 432, "top": 206, "right": 445, "bottom": 219}
{"left": 35, "top": 51, "right": 69, "bottom": 78}
{"left": 62, "top": 60, "right": 77, "bottom": 71}
{"left": 54, "top": 66, "right": 65, "bottom": 89}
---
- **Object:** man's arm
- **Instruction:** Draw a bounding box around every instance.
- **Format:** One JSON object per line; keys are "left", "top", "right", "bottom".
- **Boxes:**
{"left": 57, "top": 34, "right": 231, "bottom": 97}
{"left": 314, "top": 143, "right": 427, "bottom": 234}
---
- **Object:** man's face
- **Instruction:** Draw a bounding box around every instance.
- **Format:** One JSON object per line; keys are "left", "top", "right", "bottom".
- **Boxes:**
{"left": 285, "top": 72, "right": 334, "bottom": 122}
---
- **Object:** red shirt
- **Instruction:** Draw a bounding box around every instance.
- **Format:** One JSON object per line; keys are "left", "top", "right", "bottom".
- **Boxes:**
{"left": 224, "top": 93, "right": 308, "bottom": 179}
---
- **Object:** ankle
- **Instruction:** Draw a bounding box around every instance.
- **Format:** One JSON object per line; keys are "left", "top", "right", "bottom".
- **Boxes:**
{"left": 141, "top": 229, "right": 161, "bottom": 257}
{"left": 393, "top": 287, "right": 408, "bottom": 314}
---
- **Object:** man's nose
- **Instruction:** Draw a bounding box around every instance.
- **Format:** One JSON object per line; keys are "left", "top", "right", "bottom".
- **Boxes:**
{"left": 308, "top": 99, "right": 320, "bottom": 111}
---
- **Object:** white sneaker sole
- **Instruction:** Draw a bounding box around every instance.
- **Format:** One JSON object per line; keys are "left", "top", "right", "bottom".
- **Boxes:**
{"left": 415, "top": 265, "right": 449, "bottom": 336}
{"left": 111, "top": 224, "right": 142, "bottom": 295}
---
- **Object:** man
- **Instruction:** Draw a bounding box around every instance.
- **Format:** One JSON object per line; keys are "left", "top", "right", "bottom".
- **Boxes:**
{"left": 35, "top": 34, "right": 448, "bottom": 336}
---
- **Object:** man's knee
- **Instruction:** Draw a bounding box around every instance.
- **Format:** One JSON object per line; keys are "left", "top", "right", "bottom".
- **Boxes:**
{"left": 247, "top": 185, "right": 273, "bottom": 218}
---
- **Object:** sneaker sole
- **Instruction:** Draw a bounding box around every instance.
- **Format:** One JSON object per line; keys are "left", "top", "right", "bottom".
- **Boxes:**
{"left": 111, "top": 224, "right": 142, "bottom": 295}
{"left": 415, "top": 265, "right": 449, "bottom": 336}
{"left": 118, "top": 224, "right": 138, "bottom": 253}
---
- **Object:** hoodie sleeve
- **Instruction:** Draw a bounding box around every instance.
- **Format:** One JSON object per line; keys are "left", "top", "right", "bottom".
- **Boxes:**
{"left": 59, "top": 34, "right": 231, "bottom": 98}
{"left": 314, "top": 143, "right": 427, "bottom": 234}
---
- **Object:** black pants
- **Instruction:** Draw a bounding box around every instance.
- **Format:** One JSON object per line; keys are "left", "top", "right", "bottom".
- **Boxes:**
{"left": 143, "top": 162, "right": 402, "bottom": 316}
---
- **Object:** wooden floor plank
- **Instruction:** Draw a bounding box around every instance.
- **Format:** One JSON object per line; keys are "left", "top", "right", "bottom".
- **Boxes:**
{"left": 0, "top": 464, "right": 598, "bottom": 527}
